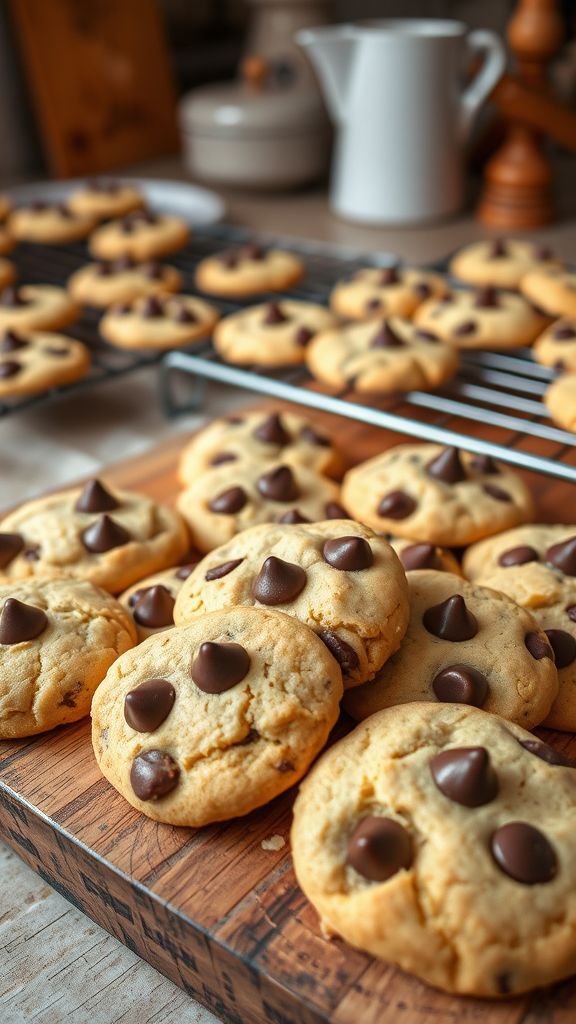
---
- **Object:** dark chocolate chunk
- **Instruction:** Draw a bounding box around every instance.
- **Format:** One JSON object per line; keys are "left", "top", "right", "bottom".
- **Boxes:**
{"left": 489, "top": 238, "right": 507, "bottom": 258}
{"left": 254, "top": 413, "right": 290, "bottom": 447}
{"left": 470, "top": 454, "right": 499, "bottom": 475}
{"left": 124, "top": 678, "right": 176, "bottom": 732}
{"left": 318, "top": 630, "right": 359, "bottom": 674}
{"left": 210, "top": 451, "right": 238, "bottom": 466}
{"left": 524, "top": 631, "right": 553, "bottom": 660}
{"left": 243, "top": 243, "right": 265, "bottom": 261}
{"left": 95, "top": 262, "right": 113, "bottom": 277}
{"left": 295, "top": 327, "right": 313, "bottom": 347}
{"left": 498, "top": 545, "right": 538, "bottom": 567}
{"left": 133, "top": 585, "right": 175, "bottom": 629}
{"left": 275, "top": 759, "right": 295, "bottom": 773}
{"left": 400, "top": 543, "right": 442, "bottom": 572}
{"left": 0, "top": 330, "right": 28, "bottom": 352}
{"left": 566, "top": 604, "right": 576, "bottom": 622}
{"left": 426, "top": 446, "right": 466, "bottom": 484}
{"left": 370, "top": 323, "right": 404, "bottom": 349}
{"left": 483, "top": 483, "right": 512, "bottom": 503}
{"left": 415, "top": 329, "right": 439, "bottom": 342}
{"left": 379, "top": 266, "right": 399, "bottom": 285}
{"left": 347, "top": 816, "right": 412, "bottom": 881}
{"left": 0, "top": 360, "right": 22, "bottom": 378}
{"left": 300, "top": 425, "right": 330, "bottom": 447}
{"left": 44, "top": 346, "right": 70, "bottom": 357}
{"left": 263, "top": 302, "right": 288, "bottom": 325}
{"left": 365, "top": 297, "right": 381, "bottom": 312}
{"left": 323, "top": 536, "right": 373, "bottom": 571}
{"left": 192, "top": 641, "right": 250, "bottom": 693}
{"left": 276, "top": 509, "right": 310, "bottom": 524}
{"left": 377, "top": 490, "right": 416, "bottom": 520}
{"left": 252, "top": 556, "right": 307, "bottom": 604}
{"left": 0, "top": 533, "right": 24, "bottom": 569}
{"left": 208, "top": 487, "right": 247, "bottom": 514}
{"left": 205, "top": 558, "right": 244, "bottom": 581}
{"left": 553, "top": 324, "right": 576, "bottom": 341}
{"left": 413, "top": 281, "right": 431, "bottom": 299}
{"left": 430, "top": 746, "right": 498, "bottom": 807}
{"left": 519, "top": 738, "right": 574, "bottom": 767}
{"left": 453, "top": 320, "right": 477, "bottom": 336}
{"left": 141, "top": 295, "right": 165, "bottom": 318}
{"left": 423, "top": 595, "right": 478, "bottom": 641}
{"left": 545, "top": 628, "right": 576, "bottom": 669}
{"left": 257, "top": 465, "right": 299, "bottom": 502}
{"left": 0, "top": 597, "right": 48, "bottom": 644}
{"left": 82, "top": 515, "right": 131, "bottom": 553}
{"left": 172, "top": 305, "right": 198, "bottom": 324}
{"left": 474, "top": 286, "right": 499, "bottom": 308}
{"left": 0, "top": 287, "right": 27, "bottom": 308}
{"left": 130, "top": 750, "right": 180, "bottom": 800}
{"left": 546, "top": 537, "right": 576, "bottom": 577}
{"left": 75, "top": 479, "right": 119, "bottom": 513}
{"left": 432, "top": 664, "right": 488, "bottom": 706}
{"left": 490, "top": 822, "right": 557, "bottom": 884}
{"left": 325, "top": 501, "right": 348, "bottom": 519}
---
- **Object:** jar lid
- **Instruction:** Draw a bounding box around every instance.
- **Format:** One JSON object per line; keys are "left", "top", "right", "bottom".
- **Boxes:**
{"left": 178, "top": 82, "right": 326, "bottom": 139}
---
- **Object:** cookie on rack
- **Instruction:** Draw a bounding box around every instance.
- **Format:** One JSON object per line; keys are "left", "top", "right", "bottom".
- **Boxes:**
{"left": 533, "top": 319, "right": 576, "bottom": 371}
{"left": 8, "top": 202, "right": 96, "bottom": 243}
{"left": 341, "top": 444, "right": 534, "bottom": 546}
{"left": 68, "top": 258, "right": 182, "bottom": 308}
{"left": 100, "top": 293, "right": 219, "bottom": 351}
{"left": 414, "top": 286, "right": 548, "bottom": 349}
{"left": 0, "top": 577, "right": 136, "bottom": 738}
{"left": 0, "top": 227, "right": 14, "bottom": 257}
{"left": 89, "top": 209, "right": 189, "bottom": 261}
{"left": 91, "top": 606, "right": 343, "bottom": 826}
{"left": 306, "top": 317, "right": 459, "bottom": 394}
{"left": 0, "top": 329, "right": 90, "bottom": 399}
{"left": 521, "top": 269, "right": 576, "bottom": 318}
{"left": 213, "top": 300, "right": 337, "bottom": 368}
{"left": 464, "top": 524, "right": 576, "bottom": 731}
{"left": 195, "top": 243, "right": 304, "bottom": 297}
{"left": 119, "top": 561, "right": 202, "bottom": 641}
{"left": 388, "top": 536, "right": 462, "bottom": 574}
{"left": 344, "top": 569, "right": 558, "bottom": 728}
{"left": 174, "top": 520, "right": 409, "bottom": 688}
{"left": 0, "top": 285, "right": 79, "bottom": 333}
{"left": 292, "top": 701, "right": 576, "bottom": 997}
{"left": 178, "top": 409, "right": 343, "bottom": 484}
{"left": 0, "top": 259, "right": 15, "bottom": 291}
{"left": 68, "top": 180, "right": 145, "bottom": 221}
{"left": 449, "top": 238, "right": 562, "bottom": 289}
{"left": 176, "top": 458, "right": 343, "bottom": 552}
{"left": 329, "top": 265, "right": 449, "bottom": 321}
{"left": 0, "top": 477, "right": 189, "bottom": 594}
{"left": 544, "top": 373, "right": 576, "bottom": 432}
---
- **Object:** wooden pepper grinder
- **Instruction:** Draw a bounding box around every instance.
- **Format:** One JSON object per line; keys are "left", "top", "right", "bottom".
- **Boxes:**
{"left": 478, "top": 0, "right": 565, "bottom": 228}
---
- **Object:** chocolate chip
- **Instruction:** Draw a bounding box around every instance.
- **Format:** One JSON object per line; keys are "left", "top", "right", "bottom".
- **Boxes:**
{"left": 82, "top": 515, "right": 131, "bottom": 553}
{"left": 432, "top": 664, "right": 488, "bottom": 706}
{"left": 263, "top": 302, "right": 288, "bottom": 325}
{"left": 370, "top": 323, "right": 405, "bottom": 349}
{"left": 44, "top": 346, "right": 70, "bottom": 357}
{"left": 205, "top": 558, "right": 244, "bottom": 581}
{"left": 95, "top": 262, "right": 113, "bottom": 277}
{"left": 377, "top": 490, "right": 416, "bottom": 520}
{"left": 254, "top": 413, "right": 290, "bottom": 446}
{"left": 243, "top": 243, "right": 265, "bottom": 261}
{"left": 113, "top": 303, "right": 131, "bottom": 316}
{"left": 210, "top": 452, "right": 238, "bottom": 466}
{"left": 423, "top": 595, "right": 478, "bottom": 641}
{"left": 24, "top": 545, "right": 40, "bottom": 561}
{"left": 208, "top": 487, "right": 247, "bottom": 514}
{"left": 175, "top": 563, "right": 198, "bottom": 580}
{"left": 490, "top": 822, "right": 557, "bottom": 884}
{"left": 546, "top": 537, "right": 576, "bottom": 576}
{"left": 534, "top": 244, "right": 552, "bottom": 261}
{"left": 489, "top": 238, "right": 507, "bottom": 258}
{"left": 0, "top": 533, "right": 24, "bottom": 568}
{"left": 120, "top": 219, "right": 135, "bottom": 235}
{"left": 0, "top": 597, "right": 48, "bottom": 644}
{"left": 257, "top": 465, "right": 299, "bottom": 502}
{"left": 276, "top": 509, "right": 310, "bottom": 524}
{"left": 519, "top": 738, "right": 574, "bottom": 767}
{"left": 325, "top": 501, "right": 348, "bottom": 519}
{"left": 400, "top": 543, "right": 442, "bottom": 572}
{"left": 192, "top": 641, "right": 251, "bottom": 693}
{"left": 426, "top": 446, "right": 466, "bottom": 484}
{"left": 379, "top": 266, "right": 399, "bottom": 285}
{"left": 498, "top": 545, "right": 539, "bottom": 567}
{"left": 553, "top": 324, "right": 576, "bottom": 340}
{"left": 0, "top": 360, "right": 22, "bottom": 378}
{"left": 475, "top": 286, "right": 499, "bottom": 308}
{"left": 415, "top": 329, "right": 439, "bottom": 342}
{"left": 114, "top": 255, "right": 136, "bottom": 271}
{"left": 0, "top": 287, "right": 27, "bottom": 308}
{"left": 133, "top": 586, "right": 175, "bottom": 629}
{"left": 453, "top": 320, "right": 477, "bottom": 336}
{"left": 347, "top": 816, "right": 412, "bottom": 881}
{"left": 431, "top": 747, "right": 498, "bottom": 807}
{"left": 554, "top": 359, "right": 566, "bottom": 371}
{"left": 238, "top": 727, "right": 259, "bottom": 745}
{"left": 124, "top": 679, "right": 176, "bottom": 732}
{"left": 56, "top": 203, "right": 73, "bottom": 219}
{"left": 143, "top": 261, "right": 163, "bottom": 280}
{"left": 0, "top": 330, "right": 28, "bottom": 352}
{"left": 525, "top": 631, "right": 553, "bottom": 660}
{"left": 545, "top": 628, "right": 576, "bottom": 668}
{"left": 470, "top": 454, "right": 499, "bottom": 474}
{"left": 141, "top": 296, "right": 164, "bottom": 318}
{"left": 130, "top": 749, "right": 180, "bottom": 801}
{"left": 496, "top": 972, "right": 513, "bottom": 995}
{"left": 295, "top": 327, "right": 313, "bottom": 347}
{"left": 218, "top": 250, "right": 239, "bottom": 269}
{"left": 566, "top": 605, "right": 576, "bottom": 622}
{"left": 128, "top": 588, "right": 145, "bottom": 608}
{"left": 323, "top": 536, "right": 373, "bottom": 571}
{"left": 365, "top": 297, "right": 382, "bottom": 312}
{"left": 173, "top": 305, "right": 198, "bottom": 324}
{"left": 413, "top": 281, "right": 431, "bottom": 299}
{"left": 300, "top": 425, "right": 330, "bottom": 447}
{"left": 485, "top": 483, "right": 512, "bottom": 503}
{"left": 75, "top": 479, "right": 119, "bottom": 513}
{"left": 318, "top": 630, "right": 359, "bottom": 674}
{"left": 252, "top": 556, "right": 307, "bottom": 604}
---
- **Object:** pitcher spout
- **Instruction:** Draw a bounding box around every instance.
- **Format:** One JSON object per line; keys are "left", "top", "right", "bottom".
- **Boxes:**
{"left": 296, "top": 25, "right": 355, "bottom": 124}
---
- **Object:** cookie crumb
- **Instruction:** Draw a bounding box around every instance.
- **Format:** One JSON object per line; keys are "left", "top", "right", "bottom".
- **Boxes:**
{"left": 261, "top": 834, "right": 286, "bottom": 852}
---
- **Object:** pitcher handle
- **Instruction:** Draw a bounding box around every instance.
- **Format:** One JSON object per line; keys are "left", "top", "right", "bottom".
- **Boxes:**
{"left": 460, "top": 29, "right": 506, "bottom": 139}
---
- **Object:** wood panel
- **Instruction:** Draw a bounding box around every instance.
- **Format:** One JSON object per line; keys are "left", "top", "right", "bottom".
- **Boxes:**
{"left": 1, "top": 398, "right": 576, "bottom": 1024}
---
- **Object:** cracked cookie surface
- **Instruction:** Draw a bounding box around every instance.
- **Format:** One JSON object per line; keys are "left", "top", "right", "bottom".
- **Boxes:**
{"left": 91, "top": 606, "right": 343, "bottom": 825}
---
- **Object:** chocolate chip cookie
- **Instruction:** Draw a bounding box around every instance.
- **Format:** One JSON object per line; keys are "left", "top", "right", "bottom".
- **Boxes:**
{"left": 344, "top": 570, "right": 558, "bottom": 728}
{"left": 0, "top": 329, "right": 90, "bottom": 399}
{"left": 341, "top": 444, "right": 534, "bottom": 546}
{"left": 68, "top": 258, "right": 182, "bottom": 308}
{"left": 100, "top": 293, "right": 219, "bottom": 351}
{"left": 449, "top": 238, "right": 562, "bottom": 289}
{"left": 120, "top": 559, "right": 202, "bottom": 641}
{"left": 195, "top": 244, "right": 304, "bottom": 297}
{"left": 173, "top": 520, "right": 409, "bottom": 688}
{"left": 330, "top": 266, "right": 449, "bottom": 321}
{"left": 8, "top": 202, "right": 95, "bottom": 243}
{"left": 213, "top": 300, "right": 337, "bottom": 368}
{"left": 0, "top": 578, "right": 136, "bottom": 738}
{"left": 521, "top": 269, "right": 576, "bottom": 318}
{"left": 91, "top": 606, "right": 343, "bottom": 826}
{"left": 0, "top": 285, "right": 79, "bottom": 333}
{"left": 89, "top": 209, "right": 189, "bottom": 261}
{"left": 68, "top": 180, "right": 145, "bottom": 220}
{"left": 533, "top": 318, "right": 576, "bottom": 371}
{"left": 292, "top": 701, "right": 576, "bottom": 996}
{"left": 414, "top": 286, "right": 548, "bottom": 349}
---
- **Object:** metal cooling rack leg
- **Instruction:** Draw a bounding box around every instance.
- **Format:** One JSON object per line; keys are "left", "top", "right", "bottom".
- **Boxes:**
{"left": 158, "top": 358, "right": 207, "bottom": 419}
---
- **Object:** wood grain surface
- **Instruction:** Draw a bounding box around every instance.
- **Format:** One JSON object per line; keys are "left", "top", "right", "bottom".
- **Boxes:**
{"left": 1, "top": 398, "right": 576, "bottom": 1024}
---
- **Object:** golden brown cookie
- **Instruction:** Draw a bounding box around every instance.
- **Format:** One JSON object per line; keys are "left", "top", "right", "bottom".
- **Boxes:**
{"left": 450, "top": 238, "right": 563, "bottom": 289}
{"left": 195, "top": 243, "right": 303, "bottom": 297}
{"left": 100, "top": 293, "right": 219, "bottom": 351}
{"left": 414, "top": 286, "right": 548, "bottom": 349}
{"left": 330, "top": 266, "right": 449, "bottom": 321}
{"left": 0, "top": 285, "right": 79, "bottom": 333}
{"left": 68, "top": 180, "right": 145, "bottom": 220}
{"left": 89, "top": 209, "right": 189, "bottom": 261}
{"left": 8, "top": 202, "right": 95, "bottom": 243}
{"left": 213, "top": 300, "right": 337, "bottom": 368}
{"left": 68, "top": 258, "right": 182, "bottom": 308}
{"left": 0, "top": 329, "right": 90, "bottom": 399}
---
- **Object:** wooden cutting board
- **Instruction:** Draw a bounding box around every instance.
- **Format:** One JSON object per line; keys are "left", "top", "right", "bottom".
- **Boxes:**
{"left": 1, "top": 399, "right": 576, "bottom": 1024}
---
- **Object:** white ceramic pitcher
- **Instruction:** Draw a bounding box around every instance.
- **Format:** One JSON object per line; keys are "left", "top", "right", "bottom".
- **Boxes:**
{"left": 297, "top": 19, "right": 505, "bottom": 224}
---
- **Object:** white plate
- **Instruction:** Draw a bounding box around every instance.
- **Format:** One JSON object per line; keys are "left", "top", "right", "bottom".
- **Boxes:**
{"left": 5, "top": 176, "right": 225, "bottom": 225}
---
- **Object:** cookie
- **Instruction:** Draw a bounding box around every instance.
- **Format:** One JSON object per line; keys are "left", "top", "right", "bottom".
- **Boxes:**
{"left": 68, "top": 180, "right": 145, "bottom": 220}
{"left": 291, "top": 701, "right": 576, "bottom": 997}
{"left": 521, "top": 269, "right": 576, "bottom": 318}
{"left": 0, "top": 477, "right": 189, "bottom": 593}
{"left": 344, "top": 570, "right": 558, "bottom": 728}
{"left": 0, "top": 577, "right": 136, "bottom": 738}
{"left": 388, "top": 536, "right": 462, "bottom": 575}
{"left": 306, "top": 317, "right": 459, "bottom": 394}
{"left": 544, "top": 373, "right": 576, "bottom": 432}
{"left": 0, "top": 285, "right": 79, "bottom": 333}
{"left": 195, "top": 243, "right": 303, "bottom": 297}
{"left": 0, "top": 259, "right": 15, "bottom": 291}
{"left": 91, "top": 606, "right": 343, "bottom": 826}
{"left": 176, "top": 458, "right": 343, "bottom": 552}
{"left": 329, "top": 266, "right": 449, "bottom": 321}
{"left": 178, "top": 409, "right": 343, "bottom": 484}
{"left": 449, "top": 238, "right": 563, "bottom": 289}
{"left": 0, "top": 228, "right": 14, "bottom": 257}
{"left": 0, "top": 329, "right": 90, "bottom": 399}
{"left": 534, "top": 318, "right": 576, "bottom": 371}
{"left": 89, "top": 209, "right": 189, "bottom": 261}
{"left": 68, "top": 258, "right": 182, "bottom": 308}
{"left": 414, "top": 286, "right": 548, "bottom": 349}
{"left": 341, "top": 444, "right": 534, "bottom": 546}
{"left": 119, "top": 560, "right": 202, "bottom": 641}
{"left": 463, "top": 525, "right": 576, "bottom": 731}
{"left": 100, "top": 293, "right": 219, "bottom": 351}
{"left": 8, "top": 202, "right": 95, "bottom": 243}
{"left": 173, "top": 520, "right": 409, "bottom": 688}
{"left": 213, "top": 300, "right": 337, "bottom": 368}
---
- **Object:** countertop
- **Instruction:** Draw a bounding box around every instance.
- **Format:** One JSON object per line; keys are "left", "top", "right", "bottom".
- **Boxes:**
{"left": 2, "top": 162, "right": 576, "bottom": 1024}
